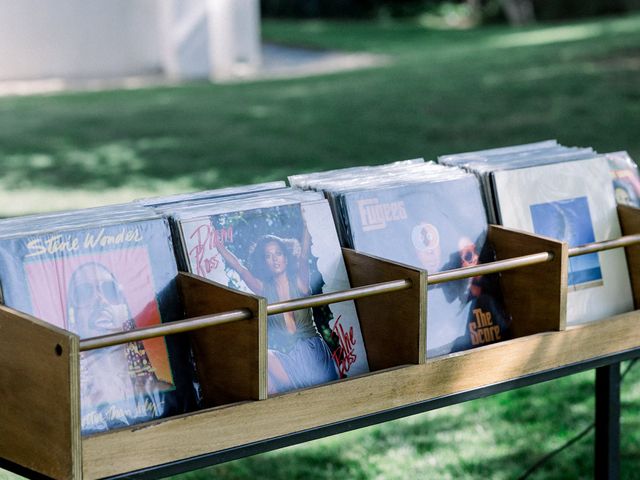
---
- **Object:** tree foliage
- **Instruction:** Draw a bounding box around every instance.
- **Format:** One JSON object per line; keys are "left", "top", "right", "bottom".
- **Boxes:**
{"left": 260, "top": 0, "right": 639, "bottom": 24}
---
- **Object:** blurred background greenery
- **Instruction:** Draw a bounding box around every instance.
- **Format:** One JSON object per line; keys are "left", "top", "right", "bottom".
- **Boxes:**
{"left": 260, "top": 0, "right": 640, "bottom": 23}
{"left": 175, "top": 364, "right": 640, "bottom": 479}
{"left": 1, "top": 11, "right": 640, "bottom": 216}
{"left": 1, "top": 4, "right": 639, "bottom": 479}
{"left": 260, "top": 0, "right": 640, "bottom": 26}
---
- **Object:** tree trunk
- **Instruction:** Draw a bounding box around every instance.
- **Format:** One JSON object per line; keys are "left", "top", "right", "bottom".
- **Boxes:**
{"left": 500, "top": 0, "right": 536, "bottom": 25}
{"left": 466, "top": 0, "right": 483, "bottom": 25}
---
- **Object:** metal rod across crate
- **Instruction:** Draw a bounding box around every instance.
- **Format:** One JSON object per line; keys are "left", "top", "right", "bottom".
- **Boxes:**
{"left": 78, "top": 232, "right": 640, "bottom": 353}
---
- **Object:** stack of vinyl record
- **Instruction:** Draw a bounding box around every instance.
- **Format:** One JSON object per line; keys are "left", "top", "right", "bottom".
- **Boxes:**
{"left": 290, "top": 160, "right": 512, "bottom": 358}
{"left": 0, "top": 204, "right": 196, "bottom": 434}
{"left": 439, "top": 141, "right": 638, "bottom": 325}
{"left": 138, "top": 181, "right": 288, "bottom": 208}
{"left": 160, "top": 186, "right": 370, "bottom": 395}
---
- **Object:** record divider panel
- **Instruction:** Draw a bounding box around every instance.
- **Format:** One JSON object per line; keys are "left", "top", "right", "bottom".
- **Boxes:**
{"left": 617, "top": 204, "right": 640, "bottom": 308}
{"left": 488, "top": 225, "right": 568, "bottom": 337}
{"left": 177, "top": 272, "right": 268, "bottom": 406}
{"left": 4, "top": 219, "right": 640, "bottom": 478}
{"left": 0, "top": 306, "right": 82, "bottom": 480}
{"left": 342, "top": 248, "right": 427, "bottom": 369}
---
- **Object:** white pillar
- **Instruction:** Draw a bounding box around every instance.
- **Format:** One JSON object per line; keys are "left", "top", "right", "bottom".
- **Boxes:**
{"left": 161, "top": 0, "right": 262, "bottom": 82}
{"left": 0, "top": 0, "right": 162, "bottom": 81}
{"left": 206, "top": 0, "right": 261, "bottom": 80}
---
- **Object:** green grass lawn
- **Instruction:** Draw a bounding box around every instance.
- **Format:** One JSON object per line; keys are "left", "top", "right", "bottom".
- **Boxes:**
{"left": 0, "top": 14, "right": 639, "bottom": 215}
{"left": 175, "top": 362, "right": 640, "bottom": 479}
{"left": 1, "top": 12, "right": 640, "bottom": 479}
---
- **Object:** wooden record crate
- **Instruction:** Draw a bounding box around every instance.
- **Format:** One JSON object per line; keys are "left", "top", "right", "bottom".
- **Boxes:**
{"left": 3, "top": 209, "right": 640, "bottom": 479}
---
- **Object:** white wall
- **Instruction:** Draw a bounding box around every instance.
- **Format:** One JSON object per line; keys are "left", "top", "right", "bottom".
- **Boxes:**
{"left": 0, "top": 0, "right": 163, "bottom": 81}
{"left": 162, "top": 0, "right": 262, "bottom": 81}
{"left": 207, "top": 0, "right": 262, "bottom": 80}
{"left": 0, "top": 0, "right": 261, "bottom": 82}
{"left": 159, "top": 0, "right": 211, "bottom": 79}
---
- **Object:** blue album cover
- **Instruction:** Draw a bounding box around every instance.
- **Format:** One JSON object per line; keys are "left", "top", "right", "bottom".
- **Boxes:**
{"left": 0, "top": 217, "right": 195, "bottom": 434}
{"left": 342, "top": 176, "right": 511, "bottom": 357}
{"left": 530, "top": 197, "right": 603, "bottom": 288}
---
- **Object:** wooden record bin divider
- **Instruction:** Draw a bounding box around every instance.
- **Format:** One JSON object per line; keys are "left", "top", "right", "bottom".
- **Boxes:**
{"left": 616, "top": 204, "right": 640, "bottom": 309}
{"left": 3, "top": 213, "right": 640, "bottom": 479}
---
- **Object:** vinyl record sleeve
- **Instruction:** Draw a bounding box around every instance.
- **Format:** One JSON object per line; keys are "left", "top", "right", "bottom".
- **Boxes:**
{"left": 492, "top": 156, "right": 634, "bottom": 324}
{"left": 340, "top": 175, "right": 511, "bottom": 357}
{"left": 0, "top": 217, "right": 193, "bottom": 434}
{"left": 138, "top": 181, "right": 287, "bottom": 207}
{"left": 288, "top": 158, "right": 425, "bottom": 190}
{"left": 178, "top": 200, "right": 369, "bottom": 394}
{"left": 607, "top": 151, "right": 640, "bottom": 207}
{"left": 438, "top": 140, "right": 559, "bottom": 166}
{"left": 0, "top": 204, "right": 155, "bottom": 240}
{"left": 477, "top": 149, "right": 597, "bottom": 225}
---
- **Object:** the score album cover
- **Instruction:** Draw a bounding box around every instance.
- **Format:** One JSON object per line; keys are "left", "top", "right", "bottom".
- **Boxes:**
{"left": 343, "top": 176, "right": 511, "bottom": 357}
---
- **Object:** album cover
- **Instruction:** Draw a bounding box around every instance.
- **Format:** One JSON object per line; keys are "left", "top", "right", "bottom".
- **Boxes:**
{"left": 0, "top": 217, "right": 193, "bottom": 434}
{"left": 439, "top": 144, "right": 595, "bottom": 225}
{"left": 492, "top": 156, "right": 634, "bottom": 324}
{"left": 177, "top": 200, "right": 369, "bottom": 394}
{"left": 339, "top": 175, "right": 511, "bottom": 357}
{"left": 606, "top": 151, "right": 640, "bottom": 207}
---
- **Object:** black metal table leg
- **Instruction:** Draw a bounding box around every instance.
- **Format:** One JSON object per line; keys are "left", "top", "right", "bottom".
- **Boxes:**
{"left": 595, "top": 362, "right": 621, "bottom": 480}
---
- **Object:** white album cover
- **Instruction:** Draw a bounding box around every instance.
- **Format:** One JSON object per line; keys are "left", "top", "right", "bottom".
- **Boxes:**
{"left": 492, "top": 156, "right": 633, "bottom": 325}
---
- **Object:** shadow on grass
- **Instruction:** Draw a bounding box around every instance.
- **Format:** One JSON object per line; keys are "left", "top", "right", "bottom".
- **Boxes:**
{"left": 171, "top": 362, "right": 640, "bottom": 479}
{"left": 1, "top": 14, "right": 640, "bottom": 204}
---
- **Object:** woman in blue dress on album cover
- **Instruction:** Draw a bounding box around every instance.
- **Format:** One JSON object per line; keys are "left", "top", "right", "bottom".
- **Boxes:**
{"left": 214, "top": 222, "right": 339, "bottom": 394}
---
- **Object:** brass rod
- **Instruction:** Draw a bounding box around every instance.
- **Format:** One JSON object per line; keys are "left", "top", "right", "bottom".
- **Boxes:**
{"left": 79, "top": 309, "right": 252, "bottom": 352}
{"left": 79, "top": 279, "right": 413, "bottom": 351}
{"left": 267, "top": 279, "right": 413, "bottom": 315}
{"left": 569, "top": 233, "right": 640, "bottom": 257}
{"left": 428, "top": 251, "right": 554, "bottom": 285}
{"left": 79, "top": 249, "right": 556, "bottom": 350}
{"left": 78, "top": 233, "right": 640, "bottom": 352}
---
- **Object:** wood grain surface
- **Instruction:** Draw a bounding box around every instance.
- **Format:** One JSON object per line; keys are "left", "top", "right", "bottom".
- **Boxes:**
{"left": 178, "top": 272, "right": 267, "bottom": 406}
{"left": 489, "top": 225, "right": 568, "bottom": 336}
{"left": 343, "top": 248, "right": 426, "bottom": 370}
{"left": 618, "top": 204, "right": 640, "bottom": 309}
{"left": 82, "top": 309, "right": 640, "bottom": 479}
{"left": 0, "top": 305, "right": 81, "bottom": 479}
